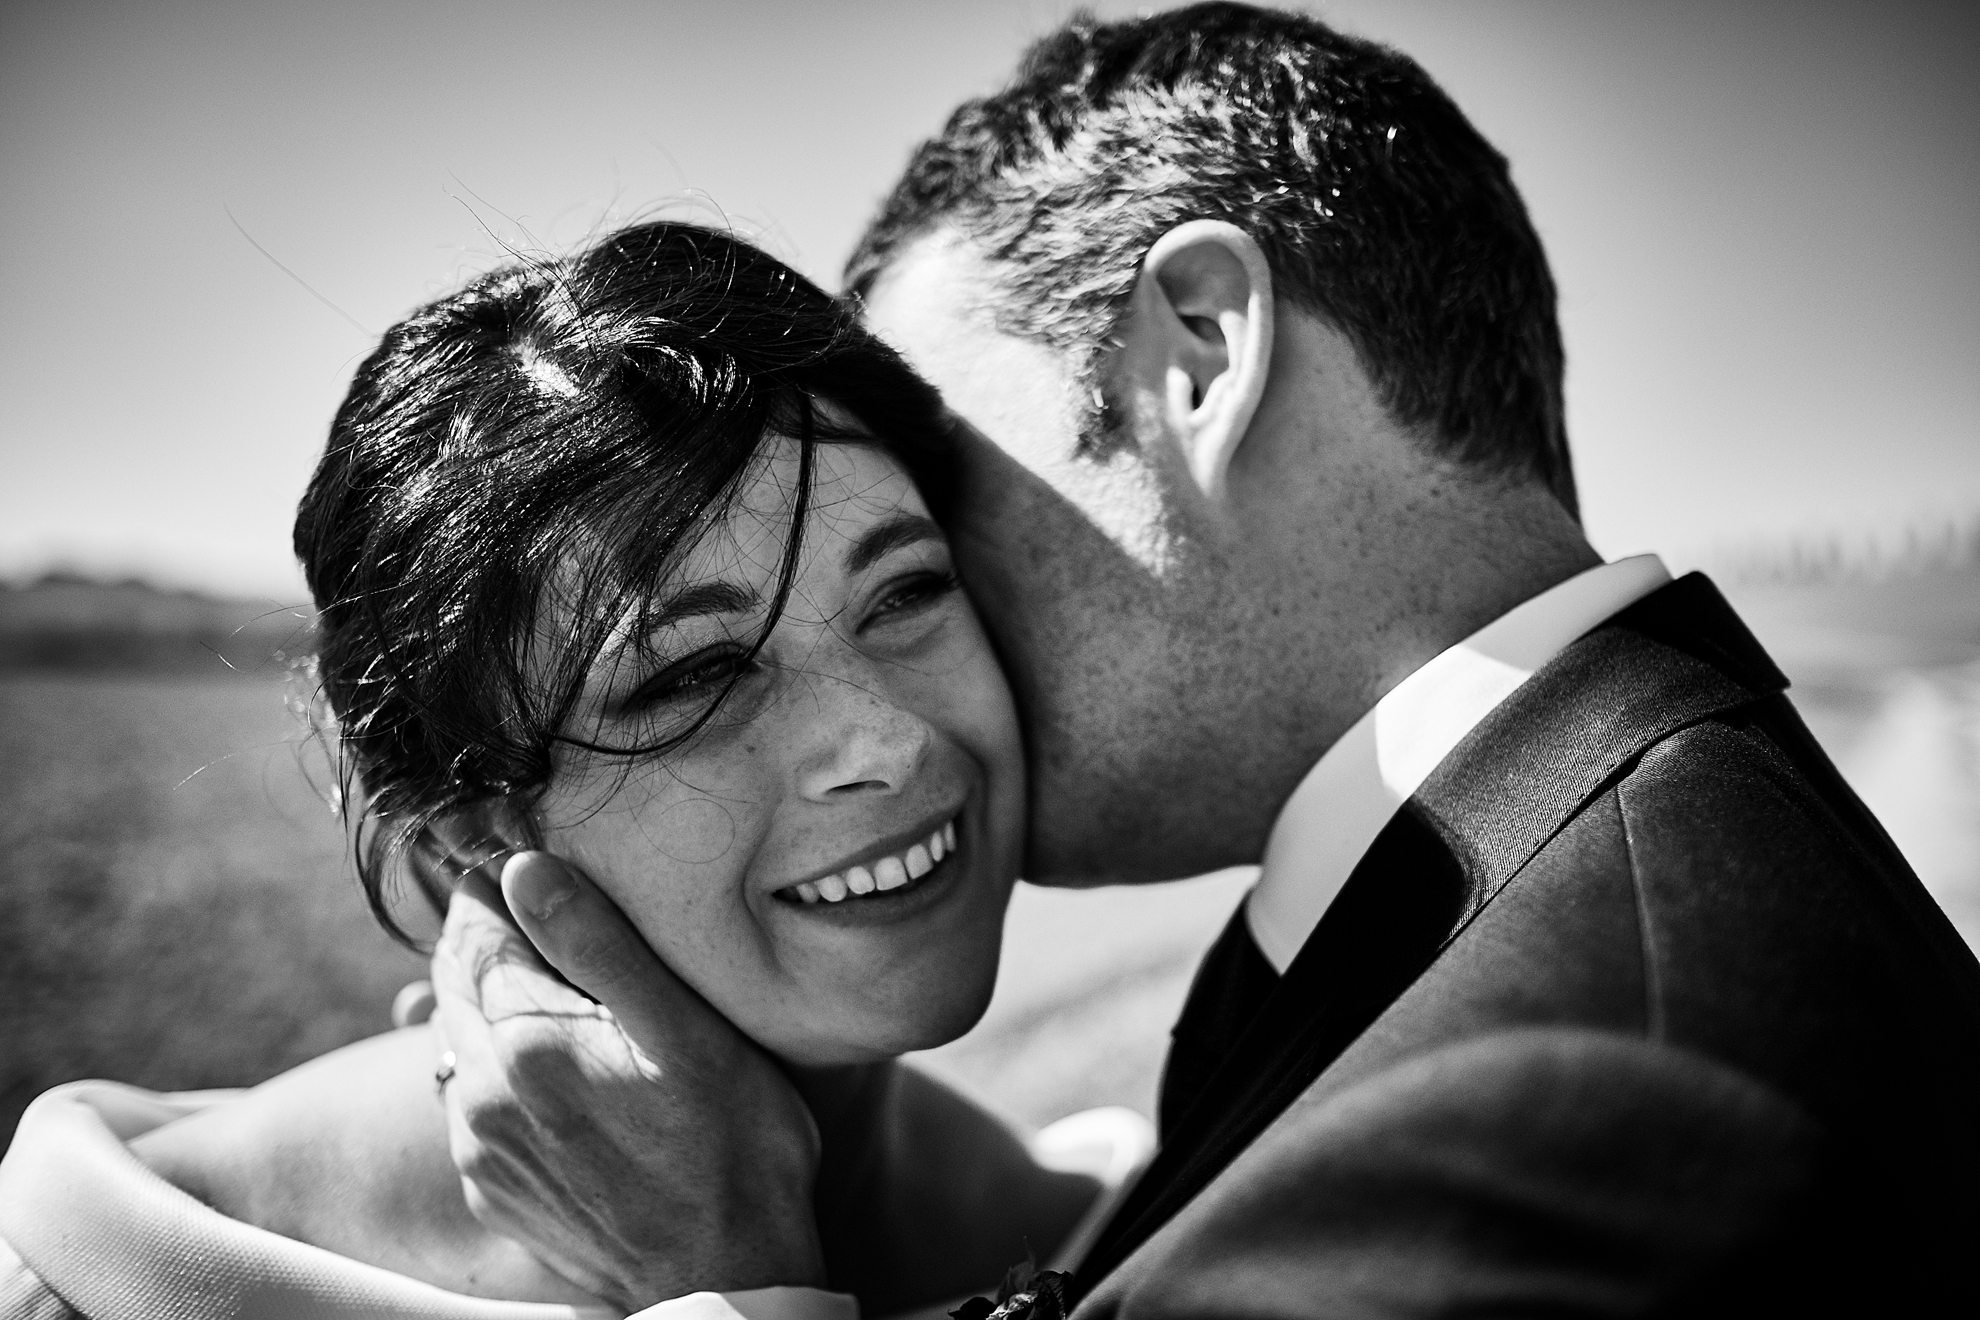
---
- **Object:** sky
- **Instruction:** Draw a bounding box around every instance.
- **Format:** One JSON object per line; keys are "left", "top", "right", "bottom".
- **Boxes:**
{"left": 2, "top": 0, "right": 1976, "bottom": 599}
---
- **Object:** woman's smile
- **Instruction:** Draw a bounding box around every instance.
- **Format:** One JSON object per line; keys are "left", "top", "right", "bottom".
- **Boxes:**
{"left": 777, "top": 810, "right": 957, "bottom": 905}
{"left": 761, "top": 805, "right": 984, "bottom": 940}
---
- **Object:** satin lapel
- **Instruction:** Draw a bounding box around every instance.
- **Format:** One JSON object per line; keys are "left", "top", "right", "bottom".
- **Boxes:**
{"left": 1410, "top": 573, "right": 1787, "bottom": 922}
{"left": 1071, "top": 574, "right": 1789, "bottom": 1298}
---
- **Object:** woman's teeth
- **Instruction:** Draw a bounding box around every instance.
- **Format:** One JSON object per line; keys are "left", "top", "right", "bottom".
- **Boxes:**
{"left": 790, "top": 820, "right": 957, "bottom": 905}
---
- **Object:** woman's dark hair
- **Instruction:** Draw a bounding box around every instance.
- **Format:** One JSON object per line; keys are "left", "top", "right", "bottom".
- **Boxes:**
{"left": 295, "top": 220, "right": 948, "bottom": 943}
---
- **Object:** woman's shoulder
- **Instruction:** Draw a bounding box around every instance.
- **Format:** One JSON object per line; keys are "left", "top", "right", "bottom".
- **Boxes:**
{"left": 0, "top": 1032, "right": 607, "bottom": 1317}
{"left": 131, "top": 1026, "right": 466, "bottom": 1253}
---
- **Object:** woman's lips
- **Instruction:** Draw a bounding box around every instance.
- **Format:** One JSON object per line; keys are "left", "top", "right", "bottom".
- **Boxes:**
{"left": 777, "top": 817, "right": 958, "bottom": 906}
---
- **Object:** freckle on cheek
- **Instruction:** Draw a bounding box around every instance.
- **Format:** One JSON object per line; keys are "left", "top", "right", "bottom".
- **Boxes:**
{"left": 646, "top": 798, "right": 740, "bottom": 865}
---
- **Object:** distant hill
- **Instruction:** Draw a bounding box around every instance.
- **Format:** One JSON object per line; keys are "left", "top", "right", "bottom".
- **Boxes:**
{"left": 6, "top": 552, "right": 1977, "bottom": 679}
{"left": 1716, "top": 559, "right": 1980, "bottom": 677}
{"left": 0, "top": 573, "right": 313, "bottom": 675}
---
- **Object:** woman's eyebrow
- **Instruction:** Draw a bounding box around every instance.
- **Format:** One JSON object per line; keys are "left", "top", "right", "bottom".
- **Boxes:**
{"left": 589, "top": 580, "right": 757, "bottom": 687}
{"left": 648, "top": 580, "right": 759, "bottom": 627}
{"left": 845, "top": 513, "right": 942, "bottom": 574}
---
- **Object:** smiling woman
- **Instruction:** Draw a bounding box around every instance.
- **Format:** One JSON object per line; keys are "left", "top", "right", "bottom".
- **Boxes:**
{"left": 287, "top": 219, "right": 1021, "bottom": 1071}
{"left": 0, "top": 223, "right": 1118, "bottom": 1318}
{"left": 533, "top": 435, "right": 1022, "bottom": 1067}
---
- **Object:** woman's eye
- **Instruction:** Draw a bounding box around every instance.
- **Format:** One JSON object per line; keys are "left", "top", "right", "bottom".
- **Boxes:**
{"left": 866, "top": 570, "right": 961, "bottom": 625}
{"left": 626, "top": 647, "right": 752, "bottom": 709}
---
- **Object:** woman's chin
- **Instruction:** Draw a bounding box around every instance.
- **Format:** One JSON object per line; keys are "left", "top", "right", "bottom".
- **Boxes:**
{"left": 766, "top": 967, "right": 1002, "bottom": 1068}
{"left": 746, "top": 858, "right": 1014, "bottom": 1067}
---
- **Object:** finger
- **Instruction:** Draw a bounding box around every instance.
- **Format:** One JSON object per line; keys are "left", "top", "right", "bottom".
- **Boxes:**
{"left": 429, "top": 879, "right": 590, "bottom": 1178}
{"left": 429, "top": 878, "right": 512, "bottom": 1117}
{"left": 435, "top": 871, "right": 597, "bottom": 1023}
{"left": 431, "top": 871, "right": 523, "bottom": 1013}
{"left": 432, "top": 977, "right": 586, "bottom": 1254}
{"left": 500, "top": 851, "right": 725, "bottom": 1058}
{"left": 391, "top": 979, "right": 437, "bottom": 1029}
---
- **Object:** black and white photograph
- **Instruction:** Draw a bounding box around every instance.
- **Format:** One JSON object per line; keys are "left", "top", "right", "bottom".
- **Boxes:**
{"left": 2, "top": 2, "right": 1977, "bottom": 1315}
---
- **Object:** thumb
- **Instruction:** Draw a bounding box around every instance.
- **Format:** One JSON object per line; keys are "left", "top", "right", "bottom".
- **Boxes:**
{"left": 499, "top": 851, "right": 731, "bottom": 1057}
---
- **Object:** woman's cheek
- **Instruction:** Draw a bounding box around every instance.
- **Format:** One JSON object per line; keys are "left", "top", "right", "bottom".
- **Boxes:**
{"left": 598, "top": 793, "right": 758, "bottom": 943}
{"left": 627, "top": 794, "right": 746, "bottom": 867}
{"left": 536, "top": 773, "right": 764, "bottom": 988}
{"left": 960, "top": 655, "right": 1026, "bottom": 808}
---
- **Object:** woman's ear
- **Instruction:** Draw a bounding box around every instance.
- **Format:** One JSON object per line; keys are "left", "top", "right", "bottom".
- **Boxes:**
{"left": 421, "top": 797, "right": 534, "bottom": 889}
{"left": 1116, "top": 220, "right": 1275, "bottom": 503}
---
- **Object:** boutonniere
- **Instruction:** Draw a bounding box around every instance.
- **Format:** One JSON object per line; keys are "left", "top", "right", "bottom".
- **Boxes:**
{"left": 949, "top": 1256, "right": 1072, "bottom": 1320}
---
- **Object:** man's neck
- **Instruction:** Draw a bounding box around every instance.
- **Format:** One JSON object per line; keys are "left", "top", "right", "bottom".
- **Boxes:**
{"left": 1362, "top": 506, "right": 1603, "bottom": 708}
{"left": 1187, "top": 474, "right": 1601, "bottom": 874}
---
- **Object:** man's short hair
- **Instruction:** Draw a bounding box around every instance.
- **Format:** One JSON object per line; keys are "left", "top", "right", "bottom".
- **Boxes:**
{"left": 846, "top": 2, "right": 1577, "bottom": 514}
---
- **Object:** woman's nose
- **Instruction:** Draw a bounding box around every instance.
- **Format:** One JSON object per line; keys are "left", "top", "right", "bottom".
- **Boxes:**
{"left": 793, "top": 673, "right": 935, "bottom": 802}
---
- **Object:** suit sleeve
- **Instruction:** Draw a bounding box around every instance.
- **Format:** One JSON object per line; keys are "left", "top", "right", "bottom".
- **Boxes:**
{"left": 1083, "top": 1028, "right": 1837, "bottom": 1318}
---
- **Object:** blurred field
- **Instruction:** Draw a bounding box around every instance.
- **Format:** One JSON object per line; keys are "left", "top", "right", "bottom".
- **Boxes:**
{"left": 0, "top": 672, "right": 424, "bottom": 1143}
{"left": 3, "top": 566, "right": 1979, "bottom": 1148}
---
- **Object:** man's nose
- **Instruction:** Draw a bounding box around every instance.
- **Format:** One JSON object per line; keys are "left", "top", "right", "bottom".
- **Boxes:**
{"left": 792, "top": 672, "right": 935, "bottom": 802}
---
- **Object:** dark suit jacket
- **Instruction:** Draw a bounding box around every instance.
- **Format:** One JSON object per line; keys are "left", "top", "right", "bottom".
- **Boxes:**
{"left": 1069, "top": 574, "right": 1980, "bottom": 1316}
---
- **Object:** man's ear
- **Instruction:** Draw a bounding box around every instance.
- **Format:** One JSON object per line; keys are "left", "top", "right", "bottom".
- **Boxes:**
{"left": 1118, "top": 220, "right": 1275, "bottom": 502}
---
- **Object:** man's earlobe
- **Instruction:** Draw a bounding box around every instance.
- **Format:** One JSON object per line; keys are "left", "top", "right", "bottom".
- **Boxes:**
{"left": 1136, "top": 220, "right": 1275, "bottom": 502}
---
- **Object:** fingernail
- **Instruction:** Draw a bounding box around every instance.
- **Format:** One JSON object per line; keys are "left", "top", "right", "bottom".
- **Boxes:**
{"left": 506, "top": 852, "right": 575, "bottom": 921}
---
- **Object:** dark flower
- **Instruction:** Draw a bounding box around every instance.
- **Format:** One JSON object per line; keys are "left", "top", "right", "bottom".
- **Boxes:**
{"left": 949, "top": 1257, "right": 1072, "bottom": 1320}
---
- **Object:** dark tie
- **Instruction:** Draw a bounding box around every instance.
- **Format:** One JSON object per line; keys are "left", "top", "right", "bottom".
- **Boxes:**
{"left": 1076, "top": 805, "right": 1471, "bottom": 1296}
{"left": 1158, "top": 903, "right": 1279, "bottom": 1141}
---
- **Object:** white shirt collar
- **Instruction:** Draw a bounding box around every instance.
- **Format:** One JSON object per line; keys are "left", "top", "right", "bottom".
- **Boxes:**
{"left": 1244, "top": 555, "right": 1673, "bottom": 973}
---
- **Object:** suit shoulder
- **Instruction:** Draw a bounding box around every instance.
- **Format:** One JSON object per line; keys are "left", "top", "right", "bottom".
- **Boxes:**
{"left": 1588, "top": 702, "right": 1980, "bottom": 1258}
{"left": 1615, "top": 700, "right": 1901, "bottom": 876}
{"left": 1086, "top": 1028, "right": 1913, "bottom": 1319}
{"left": 1607, "top": 702, "right": 1974, "bottom": 999}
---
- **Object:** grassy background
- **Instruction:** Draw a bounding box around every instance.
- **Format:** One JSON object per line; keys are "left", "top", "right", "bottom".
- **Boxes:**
{"left": 0, "top": 673, "right": 424, "bottom": 1139}
{"left": 3, "top": 567, "right": 1978, "bottom": 1146}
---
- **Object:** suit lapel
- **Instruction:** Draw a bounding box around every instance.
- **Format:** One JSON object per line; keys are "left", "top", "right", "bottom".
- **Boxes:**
{"left": 1072, "top": 574, "right": 1789, "bottom": 1297}
{"left": 1410, "top": 573, "right": 1786, "bottom": 916}
{"left": 1075, "top": 805, "right": 1467, "bottom": 1290}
